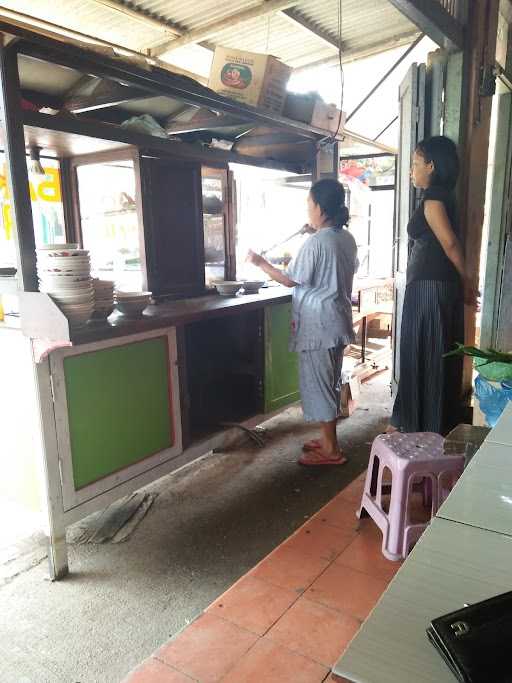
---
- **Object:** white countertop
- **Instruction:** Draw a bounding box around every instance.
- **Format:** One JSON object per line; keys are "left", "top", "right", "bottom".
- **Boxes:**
{"left": 333, "top": 403, "right": 512, "bottom": 682}
{"left": 334, "top": 518, "right": 512, "bottom": 683}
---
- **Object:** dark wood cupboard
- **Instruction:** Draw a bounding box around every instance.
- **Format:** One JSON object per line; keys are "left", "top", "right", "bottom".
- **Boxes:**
{"left": 139, "top": 153, "right": 206, "bottom": 299}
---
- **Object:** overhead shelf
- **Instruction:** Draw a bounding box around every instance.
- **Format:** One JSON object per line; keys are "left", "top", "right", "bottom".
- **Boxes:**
{"left": 10, "top": 22, "right": 337, "bottom": 142}
{"left": 23, "top": 112, "right": 311, "bottom": 172}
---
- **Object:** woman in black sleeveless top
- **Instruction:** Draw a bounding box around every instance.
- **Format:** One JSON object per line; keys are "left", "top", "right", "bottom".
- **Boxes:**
{"left": 388, "top": 136, "right": 477, "bottom": 434}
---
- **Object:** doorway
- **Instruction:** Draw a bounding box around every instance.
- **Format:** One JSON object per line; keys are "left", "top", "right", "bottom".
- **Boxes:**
{"left": 480, "top": 77, "right": 512, "bottom": 352}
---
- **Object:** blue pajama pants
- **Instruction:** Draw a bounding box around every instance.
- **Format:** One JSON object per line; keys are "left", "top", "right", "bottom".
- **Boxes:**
{"left": 298, "top": 344, "right": 345, "bottom": 423}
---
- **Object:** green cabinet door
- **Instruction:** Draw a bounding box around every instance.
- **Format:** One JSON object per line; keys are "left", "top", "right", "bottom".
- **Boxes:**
{"left": 63, "top": 336, "right": 174, "bottom": 490}
{"left": 264, "top": 303, "right": 300, "bottom": 412}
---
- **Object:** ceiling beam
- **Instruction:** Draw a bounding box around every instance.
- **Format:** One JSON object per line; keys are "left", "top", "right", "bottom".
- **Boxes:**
{"left": 280, "top": 8, "right": 341, "bottom": 50}
{"left": 90, "top": 0, "right": 217, "bottom": 54}
{"left": 150, "top": 0, "right": 300, "bottom": 57}
{"left": 342, "top": 129, "right": 397, "bottom": 154}
{"left": 387, "top": 0, "right": 464, "bottom": 50}
{"left": 90, "top": 0, "right": 181, "bottom": 37}
{"left": 292, "top": 31, "right": 421, "bottom": 73}
{"left": 0, "top": 5, "right": 209, "bottom": 84}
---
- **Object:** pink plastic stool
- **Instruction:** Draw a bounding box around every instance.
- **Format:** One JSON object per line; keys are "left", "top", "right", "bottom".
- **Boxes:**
{"left": 357, "top": 432, "right": 465, "bottom": 560}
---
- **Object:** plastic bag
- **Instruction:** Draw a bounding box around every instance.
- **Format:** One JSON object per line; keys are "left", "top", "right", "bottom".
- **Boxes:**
{"left": 474, "top": 357, "right": 512, "bottom": 382}
{"left": 474, "top": 374, "right": 512, "bottom": 427}
{"left": 120, "top": 114, "right": 167, "bottom": 138}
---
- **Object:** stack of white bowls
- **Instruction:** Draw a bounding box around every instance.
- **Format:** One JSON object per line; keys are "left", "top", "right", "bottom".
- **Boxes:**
{"left": 114, "top": 290, "right": 152, "bottom": 318}
{"left": 92, "top": 279, "right": 115, "bottom": 320}
{"left": 37, "top": 244, "right": 94, "bottom": 327}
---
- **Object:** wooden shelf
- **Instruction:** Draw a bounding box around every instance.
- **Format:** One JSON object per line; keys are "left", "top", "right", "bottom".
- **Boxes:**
{"left": 13, "top": 27, "right": 333, "bottom": 143}
{"left": 24, "top": 112, "right": 308, "bottom": 173}
{"left": 23, "top": 112, "right": 308, "bottom": 172}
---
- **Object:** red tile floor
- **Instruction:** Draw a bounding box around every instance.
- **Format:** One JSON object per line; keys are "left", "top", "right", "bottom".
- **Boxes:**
{"left": 123, "top": 472, "right": 404, "bottom": 683}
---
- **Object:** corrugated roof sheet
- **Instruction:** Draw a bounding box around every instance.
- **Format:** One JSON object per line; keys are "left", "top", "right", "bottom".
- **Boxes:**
{"left": 208, "top": 12, "right": 335, "bottom": 67}
{"left": 1, "top": 0, "right": 164, "bottom": 51}
{"left": 131, "top": 0, "right": 263, "bottom": 34}
{"left": 0, "top": 0, "right": 419, "bottom": 70}
{"left": 4, "top": 0, "right": 420, "bottom": 149}
{"left": 295, "top": 0, "right": 417, "bottom": 54}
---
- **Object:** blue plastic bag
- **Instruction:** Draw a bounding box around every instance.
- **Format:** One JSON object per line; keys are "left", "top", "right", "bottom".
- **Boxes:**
{"left": 474, "top": 374, "right": 512, "bottom": 427}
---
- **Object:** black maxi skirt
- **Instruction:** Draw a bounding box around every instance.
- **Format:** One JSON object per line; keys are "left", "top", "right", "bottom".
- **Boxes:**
{"left": 391, "top": 280, "right": 464, "bottom": 435}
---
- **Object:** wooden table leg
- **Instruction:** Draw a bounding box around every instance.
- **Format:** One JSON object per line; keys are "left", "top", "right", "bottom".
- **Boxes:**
{"left": 361, "top": 315, "right": 368, "bottom": 364}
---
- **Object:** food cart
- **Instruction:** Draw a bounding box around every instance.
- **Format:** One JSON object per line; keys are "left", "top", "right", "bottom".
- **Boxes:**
{"left": 0, "top": 23, "right": 391, "bottom": 579}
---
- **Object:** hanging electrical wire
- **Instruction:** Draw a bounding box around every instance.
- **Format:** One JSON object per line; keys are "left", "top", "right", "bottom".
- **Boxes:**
{"left": 334, "top": 0, "right": 345, "bottom": 139}
{"left": 318, "top": 0, "right": 344, "bottom": 147}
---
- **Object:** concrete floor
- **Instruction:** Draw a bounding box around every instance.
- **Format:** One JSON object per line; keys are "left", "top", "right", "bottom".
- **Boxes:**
{"left": 0, "top": 374, "right": 392, "bottom": 683}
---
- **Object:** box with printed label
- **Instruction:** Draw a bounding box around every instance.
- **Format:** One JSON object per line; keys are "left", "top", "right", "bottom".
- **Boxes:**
{"left": 208, "top": 46, "right": 292, "bottom": 114}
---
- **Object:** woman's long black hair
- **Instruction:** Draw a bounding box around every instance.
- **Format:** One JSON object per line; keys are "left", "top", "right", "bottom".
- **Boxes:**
{"left": 416, "top": 135, "right": 459, "bottom": 191}
{"left": 310, "top": 178, "right": 349, "bottom": 228}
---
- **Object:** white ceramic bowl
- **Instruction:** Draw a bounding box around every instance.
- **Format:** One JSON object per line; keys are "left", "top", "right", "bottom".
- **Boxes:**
{"left": 38, "top": 259, "right": 90, "bottom": 269}
{"left": 37, "top": 249, "right": 88, "bottom": 259}
{"left": 40, "top": 282, "right": 93, "bottom": 294}
{"left": 53, "top": 292, "right": 95, "bottom": 305}
{"left": 40, "top": 274, "right": 91, "bottom": 286}
{"left": 115, "top": 301, "right": 149, "bottom": 318}
{"left": 241, "top": 280, "right": 265, "bottom": 294}
{"left": 39, "top": 268, "right": 91, "bottom": 277}
{"left": 115, "top": 290, "right": 151, "bottom": 299}
{"left": 39, "top": 264, "right": 90, "bottom": 272}
{"left": 59, "top": 301, "right": 95, "bottom": 311}
{"left": 37, "top": 243, "right": 79, "bottom": 251}
{"left": 114, "top": 298, "right": 151, "bottom": 306}
{"left": 58, "top": 301, "right": 94, "bottom": 323}
{"left": 38, "top": 254, "right": 90, "bottom": 261}
{"left": 215, "top": 281, "right": 242, "bottom": 297}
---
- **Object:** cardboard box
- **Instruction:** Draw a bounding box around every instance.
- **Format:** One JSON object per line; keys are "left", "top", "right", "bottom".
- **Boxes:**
{"left": 284, "top": 92, "right": 345, "bottom": 134}
{"left": 208, "top": 46, "right": 292, "bottom": 114}
{"left": 340, "top": 377, "right": 360, "bottom": 418}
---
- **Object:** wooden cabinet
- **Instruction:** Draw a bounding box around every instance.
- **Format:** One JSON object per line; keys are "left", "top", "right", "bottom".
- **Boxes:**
{"left": 184, "top": 311, "right": 264, "bottom": 439}
{"left": 264, "top": 303, "right": 300, "bottom": 412}
{"left": 49, "top": 329, "right": 182, "bottom": 510}
{"left": 138, "top": 153, "right": 205, "bottom": 298}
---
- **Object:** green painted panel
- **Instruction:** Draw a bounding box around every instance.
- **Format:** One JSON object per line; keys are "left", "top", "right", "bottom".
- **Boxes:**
{"left": 480, "top": 91, "right": 512, "bottom": 349}
{"left": 444, "top": 51, "right": 464, "bottom": 145}
{"left": 64, "top": 337, "right": 173, "bottom": 490}
{"left": 264, "top": 303, "right": 300, "bottom": 413}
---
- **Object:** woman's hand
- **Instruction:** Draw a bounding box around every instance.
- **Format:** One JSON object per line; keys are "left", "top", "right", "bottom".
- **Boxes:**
{"left": 246, "top": 249, "right": 297, "bottom": 288}
{"left": 463, "top": 279, "right": 480, "bottom": 307}
{"left": 246, "top": 249, "right": 264, "bottom": 267}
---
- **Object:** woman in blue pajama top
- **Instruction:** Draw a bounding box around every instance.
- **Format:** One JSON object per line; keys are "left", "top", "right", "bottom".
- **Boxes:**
{"left": 247, "top": 179, "right": 358, "bottom": 466}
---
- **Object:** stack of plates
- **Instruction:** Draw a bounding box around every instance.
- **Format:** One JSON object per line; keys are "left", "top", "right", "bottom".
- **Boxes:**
{"left": 92, "top": 279, "right": 115, "bottom": 320}
{"left": 37, "top": 244, "right": 94, "bottom": 327}
{"left": 114, "top": 291, "right": 152, "bottom": 318}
